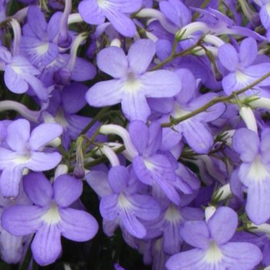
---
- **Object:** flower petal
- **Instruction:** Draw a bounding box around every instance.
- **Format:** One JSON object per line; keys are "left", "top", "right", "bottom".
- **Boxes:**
{"left": 78, "top": 0, "right": 105, "bottom": 25}
{"left": 29, "top": 123, "right": 63, "bottom": 150}
{"left": 129, "top": 121, "right": 149, "bottom": 155}
{"left": 207, "top": 207, "right": 238, "bottom": 244}
{"left": 121, "top": 92, "right": 150, "bottom": 122}
{"left": 53, "top": 174, "right": 82, "bottom": 207}
{"left": 86, "top": 79, "right": 124, "bottom": 107}
{"left": 6, "top": 119, "right": 30, "bottom": 152}
{"left": 180, "top": 221, "right": 209, "bottom": 249}
{"left": 27, "top": 152, "right": 62, "bottom": 171}
{"left": 233, "top": 128, "right": 259, "bottom": 162}
{"left": 31, "top": 225, "right": 62, "bottom": 266}
{"left": 59, "top": 208, "right": 98, "bottom": 241}
{"left": 97, "top": 46, "right": 128, "bottom": 78}
{"left": 0, "top": 165, "right": 24, "bottom": 198}
{"left": 222, "top": 242, "right": 262, "bottom": 270}
{"left": 166, "top": 249, "right": 206, "bottom": 270}
{"left": 218, "top": 44, "right": 239, "bottom": 72}
{"left": 246, "top": 180, "right": 270, "bottom": 224}
{"left": 1, "top": 205, "right": 44, "bottom": 236}
{"left": 23, "top": 172, "right": 53, "bottom": 207}
{"left": 128, "top": 39, "right": 155, "bottom": 74}
{"left": 140, "top": 70, "right": 181, "bottom": 98}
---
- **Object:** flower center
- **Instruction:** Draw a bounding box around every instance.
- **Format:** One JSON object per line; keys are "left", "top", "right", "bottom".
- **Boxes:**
{"left": 97, "top": 0, "right": 109, "bottom": 9}
{"left": 42, "top": 203, "right": 61, "bottom": 225}
{"left": 123, "top": 72, "right": 142, "bottom": 93}
{"left": 247, "top": 155, "right": 270, "bottom": 182}
{"left": 204, "top": 241, "right": 223, "bottom": 264}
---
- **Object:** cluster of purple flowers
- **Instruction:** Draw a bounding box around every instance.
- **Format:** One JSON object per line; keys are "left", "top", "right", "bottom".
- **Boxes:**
{"left": 2, "top": 0, "right": 270, "bottom": 269}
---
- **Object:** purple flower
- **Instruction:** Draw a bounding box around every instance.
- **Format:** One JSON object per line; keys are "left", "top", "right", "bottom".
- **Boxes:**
{"left": 129, "top": 121, "right": 186, "bottom": 205}
{"left": 1, "top": 172, "right": 98, "bottom": 266}
{"left": 218, "top": 37, "right": 270, "bottom": 96}
{"left": 86, "top": 39, "right": 181, "bottom": 122}
{"left": 20, "top": 6, "right": 60, "bottom": 67}
{"left": 233, "top": 128, "right": 270, "bottom": 224}
{"left": 0, "top": 46, "right": 49, "bottom": 101}
{"left": 78, "top": 0, "right": 142, "bottom": 37}
{"left": 87, "top": 166, "right": 160, "bottom": 238}
{"left": 166, "top": 207, "right": 262, "bottom": 270}
{"left": 0, "top": 119, "right": 63, "bottom": 197}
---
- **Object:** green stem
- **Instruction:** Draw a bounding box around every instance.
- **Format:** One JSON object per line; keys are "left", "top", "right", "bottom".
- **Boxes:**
{"left": 79, "top": 106, "right": 110, "bottom": 135}
{"left": 162, "top": 70, "right": 270, "bottom": 127}
{"left": 150, "top": 38, "right": 203, "bottom": 71}
{"left": 192, "top": 0, "right": 212, "bottom": 21}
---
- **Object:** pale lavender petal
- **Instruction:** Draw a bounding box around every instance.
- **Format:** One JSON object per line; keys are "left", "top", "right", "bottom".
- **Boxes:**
{"left": 85, "top": 170, "right": 112, "bottom": 197}
{"left": 6, "top": 119, "right": 30, "bottom": 152}
{"left": 104, "top": 8, "right": 136, "bottom": 37}
{"left": 145, "top": 121, "right": 162, "bottom": 156}
{"left": 0, "top": 148, "right": 19, "bottom": 169}
{"left": 180, "top": 221, "right": 209, "bottom": 249}
{"left": 246, "top": 181, "right": 270, "bottom": 224}
{"left": 108, "top": 166, "right": 129, "bottom": 193}
{"left": 47, "top": 12, "right": 62, "bottom": 40}
{"left": 128, "top": 194, "right": 160, "bottom": 220}
{"left": 23, "top": 172, "right": 53, "bottom": 207}
{"left": 232, "top": 128, "right": 259, "bottom": 162}
{"left": 239, "top": 38, "right": 257, "bottom": 67}
{"left": 0, "top": 229, "right": 23, "bottom": 264}
{"left": 100, "top": 194, "right": 119, "bottom": 220}
{"left": 27, "top": 152, "right": 62, "bottom": 171}
{"left": 29, "top": 123, "right": 63, "bottom": 150}
{"left": 128, "top": 39, "right": 155, "bottom": 74}
{"left": 27, "top": 6, "right": 47, "bottom": 39}
{"left": 31, "top": 225, "right": 62, "bottom": 266}
{"left": 97, "top": 46, "right": 128, "bottom": 78}
{"left": 122, "top": 92, "right": 151, "bottom": 122}
{"left": 78, "top": 0, "right": 105, "bottom": 25}
{"left": 175, "top": 68, "right": 196, "bottom": 104}
{"left": 59, "top": 208, "right": 98, "bottom": 241}
{"left": 119, "top": 210, "right": 146, "bottom": 238}
{"left": 181, "top": 120, "right": 213, "bottom": 154}
{"left": 0, "top": 165, "right": 24, "bottom": 198}
{"left": 260, "top": 4, "right": 270, "bottom": 29}
{"left": 163, "top": 221, "right": 182, "bottom": 255}
{"left": 207, "top": 207, "right": 237, "bottom": 244}
{"left": 222, "top": 242, "right": 262, "bottom": 270}
{"left": 1, "top": 205, "right": 44, "bottom": 236}
{"left": 129, "top": 120, "right": 149, "bottom": 154}
{"left": 218, "top": 43, "right": 239, "bottom": 72}
{"left": 244, "top": 63, "right": 270, "bottom": 86}
{"left": 53, "top": 174, "right": 82, "bottom": 207}
{"left": 86, "top": 79, "right": 124, "bottom": 107}
{"left": 132, "top": 156, "right": 154, "bottom": 185}
{"left": 140, "top": 70, "right": 181, "bottom": 98}
{"left": 72, "top": 57, "right": 97, "bottom": 81}
{"left": 166, "top": 249, "right": 206, "bottom": 270}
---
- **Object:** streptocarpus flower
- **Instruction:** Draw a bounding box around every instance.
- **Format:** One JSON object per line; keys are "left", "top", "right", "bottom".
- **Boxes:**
{"left": 232, "top": 127, "right": 270, "bottom": 224}
{"left": 0, "top": 46, "right": 49, "bottom": 101}
{"left": 86, "top": 39, "right": 181, "bottom": 122}
{"left": 87, "top": 166, "right": 160, "bottom": 238}
{"left": 0, "top": 119, "right": 63, "bottom": 197}
{"left": 1, "top": 172, "right": 99, "bottom": 266}
{"left": 166, "top": 207, "right": 262, "bottom": 270}
{"left": 218, "top": 37, "right": 270, "bottom": 96}
{"left": 20, "top": 6, "right": 60, "bottom": 67}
